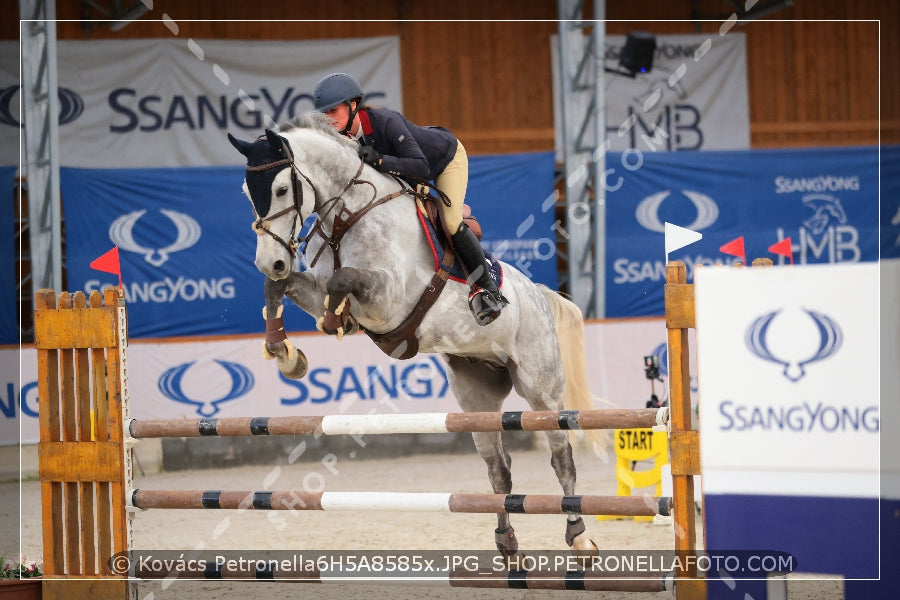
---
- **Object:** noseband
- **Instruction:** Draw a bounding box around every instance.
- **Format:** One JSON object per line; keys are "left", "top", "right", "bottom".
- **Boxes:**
{"left": 246, "top": 138, "right": 315, "bottom": 257}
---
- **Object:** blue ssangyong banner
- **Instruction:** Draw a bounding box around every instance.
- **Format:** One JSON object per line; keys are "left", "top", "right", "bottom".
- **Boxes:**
{"left": 62, "top": 165, "right": 259, "bottom": 338}
{"left": 606, "top": 145, "right": 894, "bottom": 317}
{"left": 0, "top": 165, "right": 17, "bottom": 344}
{"left": 60, "top": 152, "right": 558, "bottom": 338}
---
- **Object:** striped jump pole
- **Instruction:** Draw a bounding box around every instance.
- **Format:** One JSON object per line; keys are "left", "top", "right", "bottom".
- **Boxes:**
{"left": 129, "top": 489, "right": 673, "bottom": 517}
{"left": 133, "top": 563, "right": 670, "bottom": 592}
{"left": 127, "top": 408, "right": 668, "bottom": 439}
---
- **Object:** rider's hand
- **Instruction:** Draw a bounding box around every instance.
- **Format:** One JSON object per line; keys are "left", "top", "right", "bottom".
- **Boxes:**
{"left": 358, "top": 145, "right": 382, "bottom": 168}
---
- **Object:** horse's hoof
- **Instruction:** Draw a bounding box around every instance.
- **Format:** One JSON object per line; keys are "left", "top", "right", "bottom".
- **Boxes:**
{"left": 344, "top": 315, "right": 359, "bottom": 336}
{"left": 495, "top": 526, "right": 520, "bottom": 561}
{"left": 571, "top": 533, "right": 599, "bottom": 555}
{"left": 569, "top": 530, "right": 599, "bottom": 570}
{"left": 565, "top": 516, "right": 598, "bottom": 560}
{"left": 276, "top": 341, "right": 308, "bottom": 379}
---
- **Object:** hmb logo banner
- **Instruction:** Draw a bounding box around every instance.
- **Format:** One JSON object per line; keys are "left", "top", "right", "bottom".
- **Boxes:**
{"left": 604, "top": 146, "right": 883, "bottom": 318}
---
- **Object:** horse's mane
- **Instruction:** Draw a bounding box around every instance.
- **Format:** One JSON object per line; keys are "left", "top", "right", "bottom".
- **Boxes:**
{"left": 278, "top": 112, "right": 358, "bottom": 152}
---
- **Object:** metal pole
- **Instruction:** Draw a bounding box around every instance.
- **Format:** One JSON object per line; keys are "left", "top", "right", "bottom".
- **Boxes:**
{"left": 592, "top": 0, "right": 606, "bottom": 318}
{"left": 20, "top": 0, "right": 63, "bottom": 296}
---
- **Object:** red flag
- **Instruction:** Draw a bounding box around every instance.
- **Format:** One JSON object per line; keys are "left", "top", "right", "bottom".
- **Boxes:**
{"left": 768, "top": 237, "right": 794, "bottom": 265}
{"left": 719, "top": 236, "right": 746, "bottom": 265}
{"left": 89, "top": 246, "right": 123, "bottom": 288}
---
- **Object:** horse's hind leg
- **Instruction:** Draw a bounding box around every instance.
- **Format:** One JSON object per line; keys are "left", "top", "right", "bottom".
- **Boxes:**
{"left": 444, "top": 355, "right": 520, "bottom": 559}
{"left": 544, "top": 428, "right": 597, "bottom": 554}
{"left": 508, "top": 360, "right": 598, "bottom": 555}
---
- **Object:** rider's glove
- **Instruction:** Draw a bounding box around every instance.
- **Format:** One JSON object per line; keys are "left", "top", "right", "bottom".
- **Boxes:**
{"left": 358, "top": 145, "right": 383, "bottom": 169}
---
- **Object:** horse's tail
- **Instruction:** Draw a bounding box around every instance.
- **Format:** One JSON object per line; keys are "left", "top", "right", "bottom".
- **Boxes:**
{"left": 539, "top": 285, "right": 612, "bottom": 452}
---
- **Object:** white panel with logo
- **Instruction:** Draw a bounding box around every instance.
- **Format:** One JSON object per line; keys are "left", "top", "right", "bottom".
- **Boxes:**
{"left": 696, "top": 263, "right": 879, "bottom": 497}
{"left": 695, "top": 262, "right": 879, "bottom": 582}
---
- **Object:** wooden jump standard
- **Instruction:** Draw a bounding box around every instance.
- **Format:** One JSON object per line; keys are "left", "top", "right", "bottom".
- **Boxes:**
{"left": 35, "top": 260, "right": 706, "bottom": 598}
{"left": 35, "top": 288, "right": 131, "bottom": 600}
{"left": 660, "top": 258, "right": 770, "bottom": 599}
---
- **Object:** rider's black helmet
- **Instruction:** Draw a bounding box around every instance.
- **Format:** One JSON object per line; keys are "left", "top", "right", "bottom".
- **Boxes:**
{"left": 313, "top": 73, "right": 364, "bottom": 112}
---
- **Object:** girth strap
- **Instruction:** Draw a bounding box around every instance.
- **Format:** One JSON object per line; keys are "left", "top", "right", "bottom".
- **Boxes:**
{"left": 363, "top": 248, "right": 456, "bottom": 360}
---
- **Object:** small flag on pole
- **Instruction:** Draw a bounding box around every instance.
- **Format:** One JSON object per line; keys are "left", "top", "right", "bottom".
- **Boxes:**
{"left": 719, "top": 236, "right": 746, "bottom": 266}
{"left": 664, "top": 222, "right": 702, "bottom": 263}
{"left": 89, "top": 246, "right": 123, "bottom": 289}
{"left": 768, "top": 237, "right": 794, "bottom": 265}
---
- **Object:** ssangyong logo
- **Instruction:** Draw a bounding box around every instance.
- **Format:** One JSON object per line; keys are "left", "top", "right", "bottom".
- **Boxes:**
{"left": 109, "top": 209, "right": 201, "bottom": 266}
{"left": 158, "top": 360, "right": 254, "bottom": 417}
{"left": 0, "top": 85, "right": 84, "bottom": 127}
{"left": 635, "top": 190, "right": 719, "bottom": 233}
{"left": 721, "top": 308, "right": 875, "bottom": 433}
{"left": 745, "top": 308, "right": 843, "bottom": 382}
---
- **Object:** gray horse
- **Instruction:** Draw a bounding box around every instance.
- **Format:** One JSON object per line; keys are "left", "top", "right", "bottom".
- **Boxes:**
{"left": 228, "top": 112, "right": 600, "bottom": 557}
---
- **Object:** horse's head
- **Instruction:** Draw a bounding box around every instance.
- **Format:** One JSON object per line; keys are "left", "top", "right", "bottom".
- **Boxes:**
{"left": 229, "top": 128, "right": 310, "bottom": 280}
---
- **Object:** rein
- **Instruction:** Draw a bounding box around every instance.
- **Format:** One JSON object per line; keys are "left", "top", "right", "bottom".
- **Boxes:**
{"left": 305, "top": 166, "right": 417, "bottom": 270}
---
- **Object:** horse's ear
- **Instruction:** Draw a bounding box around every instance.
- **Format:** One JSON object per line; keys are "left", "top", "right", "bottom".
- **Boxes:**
{"left": 265, "top": 129, "right": 285, "bottom": 153}
{"left": 228, "top": 133, "right": 252, "bottom": 157}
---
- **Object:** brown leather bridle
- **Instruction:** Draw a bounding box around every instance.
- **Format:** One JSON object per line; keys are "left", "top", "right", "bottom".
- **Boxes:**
{"left": 246, "top": 137, "right": 316, "bottom": 257}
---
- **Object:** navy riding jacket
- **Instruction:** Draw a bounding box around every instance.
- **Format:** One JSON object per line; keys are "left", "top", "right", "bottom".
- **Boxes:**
{"left": 357, "top": 107, "right": 458, "bottom": 182}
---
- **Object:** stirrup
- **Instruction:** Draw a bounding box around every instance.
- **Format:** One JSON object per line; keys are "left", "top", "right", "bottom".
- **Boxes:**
{"left": 467, "top": 287, "right": 508, "bottom": 326}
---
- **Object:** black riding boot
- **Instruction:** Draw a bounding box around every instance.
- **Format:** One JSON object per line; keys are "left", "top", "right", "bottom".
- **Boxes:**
{"left": 451, "top": 223, "right": 509, "bottom": 326}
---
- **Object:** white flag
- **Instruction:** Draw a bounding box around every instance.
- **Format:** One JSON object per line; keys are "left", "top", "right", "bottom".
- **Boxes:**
{"left": 664, "top": 222, "right": 703, "bottom": 257}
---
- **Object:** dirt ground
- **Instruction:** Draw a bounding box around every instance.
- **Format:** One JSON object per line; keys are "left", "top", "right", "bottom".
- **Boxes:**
{"left": 3, "top": 445, "right": 844, "bottom": 600}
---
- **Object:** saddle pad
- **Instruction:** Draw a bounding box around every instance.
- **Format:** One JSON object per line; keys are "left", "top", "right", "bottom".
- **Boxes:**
{"left": 416, "top": 205, "right": 503, "bottom": 288}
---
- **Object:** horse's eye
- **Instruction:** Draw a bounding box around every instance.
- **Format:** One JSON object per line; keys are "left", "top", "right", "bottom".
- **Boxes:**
{"left": 276, "top": 186, "right": 289, "bottom": 197}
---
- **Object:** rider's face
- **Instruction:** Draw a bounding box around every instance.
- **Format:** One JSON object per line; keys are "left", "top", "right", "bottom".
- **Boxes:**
{"left": 324, "top": 103, "right": 351, "bottom": 131}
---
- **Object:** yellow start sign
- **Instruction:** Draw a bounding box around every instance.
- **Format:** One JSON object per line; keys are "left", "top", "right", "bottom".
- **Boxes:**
{"left": 598, "top": 428, "right": 670, "bottom": 522}
{"left": 617, "top": 428, "right": 658, "bottom": 454}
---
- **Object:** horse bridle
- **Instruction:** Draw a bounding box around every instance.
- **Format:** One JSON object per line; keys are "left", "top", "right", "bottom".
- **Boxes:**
{"left": 246, "top": 135, "right": 439, "bottom": 268}
{"left": 246, "top": 137, "right": 316, "bottom": 257}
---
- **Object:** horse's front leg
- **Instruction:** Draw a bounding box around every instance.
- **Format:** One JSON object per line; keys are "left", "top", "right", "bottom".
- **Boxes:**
{"left": 262, "top": 272, "right": 321, "bottom": 380}
{"left": 316, "top": 267, "right": 388, "bottom": 339}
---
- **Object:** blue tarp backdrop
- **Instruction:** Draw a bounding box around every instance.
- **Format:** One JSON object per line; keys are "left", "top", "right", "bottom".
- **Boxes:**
{"left": 60, "top": 152, "right": 558, "bottom": 338}
{"left": 0, "top": 166, "right": 16, "bottom": 344}
{"left": 605, "top": 145, "right": 892, "bottom": 317}
{"left": 51, "top": 145, "right": 897, "bottom": 339}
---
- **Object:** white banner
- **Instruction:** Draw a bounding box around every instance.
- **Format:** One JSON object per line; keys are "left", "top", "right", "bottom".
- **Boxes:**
{"left": 696, "top": 263, "right": 880, "bottom": 498}
{"left": 1, "top": 37, "right": 402, "bottom": 167}
{"left": 552, "top": 32, "right": 748, "bottom": 154}
{"left": 4, "top": 318, "right": 689, "bottom": 445}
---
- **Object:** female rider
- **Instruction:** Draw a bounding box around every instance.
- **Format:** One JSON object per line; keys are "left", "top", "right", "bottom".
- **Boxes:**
{"left": 313, "top": 72, "right": 507, "bottom": 326}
